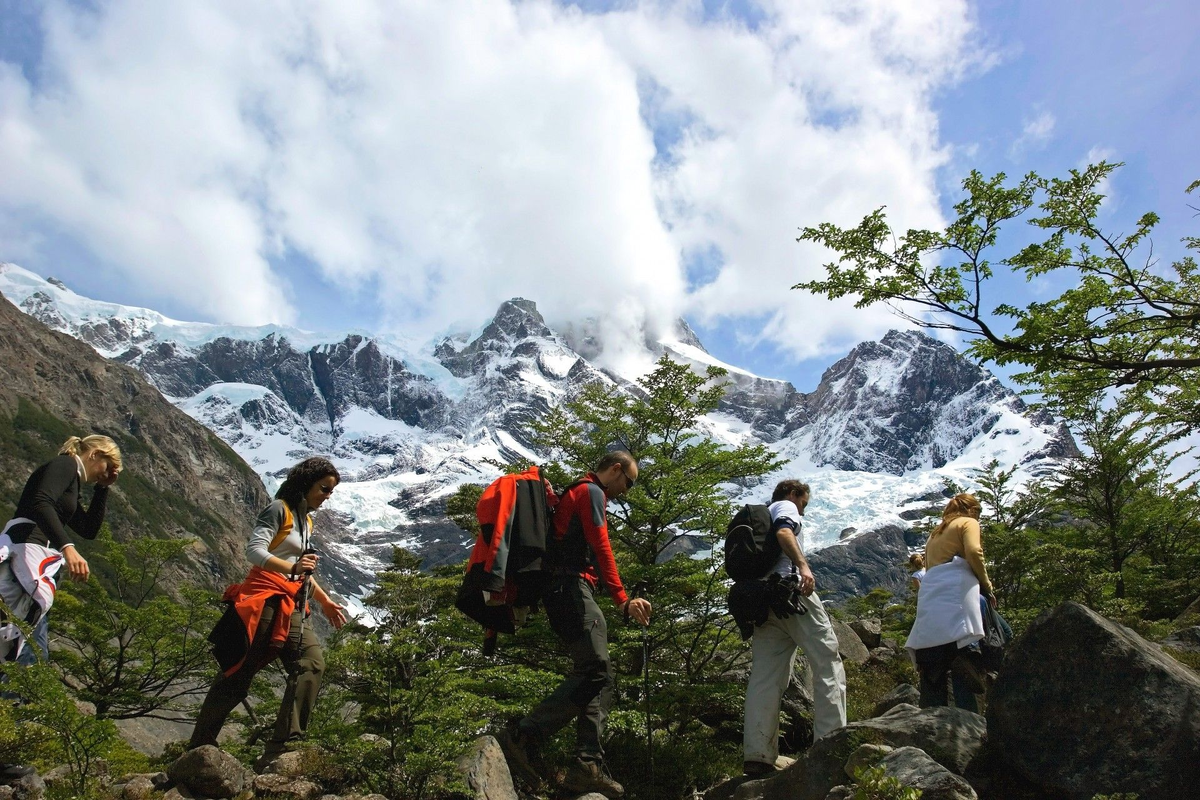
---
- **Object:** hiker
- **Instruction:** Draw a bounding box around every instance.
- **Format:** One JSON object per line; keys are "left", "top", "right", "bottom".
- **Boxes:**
{"left": 742, "top": 480, "right": 847, "bottom": 778}
{"left": 0, "top": 435, "right": 121, "bottom": 665}
{"left": 908, "top": 551, "right": 979, "bottom": 711}
{"left": 905, "top": 493, "right": 995, "bottom": 708}
{"left": 190, "top": 457, "right": 347, "bottom": 767}
{"left": 907, "top": 552, "right": 925, "bottom": 593}
{"left": 498, "top": 451, "right": 651, "bottom": 800}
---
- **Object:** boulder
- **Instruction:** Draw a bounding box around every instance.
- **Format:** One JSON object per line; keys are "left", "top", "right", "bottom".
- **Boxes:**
{"left": 823, "top": 789, "right": 853, "bottom": 800}
{"left": 121, "top": 776, "right": 155, "bottom": 800}
{"left": 167, "top": 745, "right": 246, "bottom": 799}
{"left": 874, "top": 747, "right": 976, "bottom": 800}
{"left": 842, "top": 743, "right": 893, "bottom": 778}
{"left": 808, "top": 525, "right": 910, "bottom": 604}
{"left": 729, "top": 705, "right": 984, "bottom": 800}
{"left": 849, "top": 619, "right": 882, "bottom": 649}
{"left": 830, "top": 619, "right": 870, "bottom": 665}
{"left": 1161, "top": 625, "right": 1200, "bottom": 654}
{"left": 252, "top": 773, "right": 324, "bottom": 799}
{"left": 455, "top": 735, "right": 518, "bottom": 800}
{"left": 1, "top": 774, "right": 44, "bottom": 800}
{"left": 261, "top": 749, "right": 312, "bottom": 777}
{"left": 872, "top": 684, "right": 920, "bottom": 718}
{"left": 988, "top": 602, "right": 1200, "bottom": 800}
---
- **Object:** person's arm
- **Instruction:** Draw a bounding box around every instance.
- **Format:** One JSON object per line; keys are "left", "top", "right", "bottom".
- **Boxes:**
{"left": 67, "top": 485, "right": 109, "bottom": 540}
{"left": 775, "top": 525, "right": 815, "bottom": 595}
{"left": 245, "top": 502, "right": 310, "bottom": 575}
{"left": 579, "top": 484, "right": 629, "bottom": 606}
{"left": 26, "top": 457, "right": 79, "bottom": 551}
{"left": 308, "top": 576, "right": 347, "bottom": 629}
{"left": 960, "top": 518, "right": 994, "bottom": 596}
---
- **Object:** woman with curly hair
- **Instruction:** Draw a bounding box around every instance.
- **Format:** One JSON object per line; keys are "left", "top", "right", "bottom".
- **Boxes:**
{"left": 190, "top": 457, "right": 347, "bottom": 765}
{"left": 1, "top": 434, "right": 121, "bottom": 664}
{"left": 905, "top": 493, "right": 995, "bottom": 707}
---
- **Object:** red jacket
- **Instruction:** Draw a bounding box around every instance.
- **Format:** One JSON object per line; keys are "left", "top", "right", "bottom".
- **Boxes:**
{"left": 552, "top": 474, "right": 628, "bottom": 605}
{"left": 220, "top": 566, "right": 307, "bottom": 676}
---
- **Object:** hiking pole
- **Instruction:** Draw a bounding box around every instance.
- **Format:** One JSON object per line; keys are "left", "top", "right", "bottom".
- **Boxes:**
{"left": 633, "top": 583, "right": 652, "bottom": 790}
{"left": 292, "top": 547, "right": 318, "bottom": 649}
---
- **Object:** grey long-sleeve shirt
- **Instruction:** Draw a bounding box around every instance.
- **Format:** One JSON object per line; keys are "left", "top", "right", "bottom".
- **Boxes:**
{"left": 245, "top": 499, "right": 311, "bottom": 568}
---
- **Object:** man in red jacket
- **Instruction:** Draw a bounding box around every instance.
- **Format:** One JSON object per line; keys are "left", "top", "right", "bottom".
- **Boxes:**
{"left": 499, "top": 451, "right": 651, "bottom": 799}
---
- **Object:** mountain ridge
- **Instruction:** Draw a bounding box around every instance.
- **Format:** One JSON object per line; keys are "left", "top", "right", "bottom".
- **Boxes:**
{"left": 0, "top": 262, "right": 1077, "bottom": 586}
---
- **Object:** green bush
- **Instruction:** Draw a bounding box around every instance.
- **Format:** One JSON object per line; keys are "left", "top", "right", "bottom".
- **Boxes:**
{"left": 850, "top": 765, "right": 921, "bottom": 799}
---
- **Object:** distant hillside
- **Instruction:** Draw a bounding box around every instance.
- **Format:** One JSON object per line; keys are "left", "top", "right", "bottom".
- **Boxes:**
{"left": 0, "top": 289, "right": 269, "bottom": 589}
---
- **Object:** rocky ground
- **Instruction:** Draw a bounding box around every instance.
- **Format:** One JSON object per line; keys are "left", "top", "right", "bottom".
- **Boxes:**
{"left": 6, "top": 601, "right": 1197, "bottom": 800}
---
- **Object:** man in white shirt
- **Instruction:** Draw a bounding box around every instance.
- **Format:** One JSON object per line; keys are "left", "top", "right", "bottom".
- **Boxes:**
{"left": 742, "top": 480, "right": 847, "bottom": 777}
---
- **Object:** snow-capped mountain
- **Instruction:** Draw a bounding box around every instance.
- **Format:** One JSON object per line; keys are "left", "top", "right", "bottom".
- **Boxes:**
{"left": 0, "top": 262, "right": 1076, "bottom": 591}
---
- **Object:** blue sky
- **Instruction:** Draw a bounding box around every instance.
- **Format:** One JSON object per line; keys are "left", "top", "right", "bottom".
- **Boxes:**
{"left": 1, "top": 0, "right": 1197, "bottom": 390}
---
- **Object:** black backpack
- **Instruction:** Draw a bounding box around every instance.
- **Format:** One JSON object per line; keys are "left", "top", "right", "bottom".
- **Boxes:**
{"left": 723, "top": 504, "right": 779, "bottom": 582}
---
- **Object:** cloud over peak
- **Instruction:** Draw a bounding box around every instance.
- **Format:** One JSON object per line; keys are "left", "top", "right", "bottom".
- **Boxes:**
{"left": 0, "top": 0, "right": 981, "bottom": 363}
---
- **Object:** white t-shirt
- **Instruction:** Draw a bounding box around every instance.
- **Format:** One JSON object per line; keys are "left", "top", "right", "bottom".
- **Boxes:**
{"left": 768, "top": 500, "right": 803, "bottom": 577}
{"left": 911, "top": 568, "right": 927, "bottom": 583}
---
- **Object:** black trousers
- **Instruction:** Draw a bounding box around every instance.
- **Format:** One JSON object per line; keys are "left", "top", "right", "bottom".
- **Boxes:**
{"left": 915, "top": 642, "right": 982, "bottom": 708}
{"left": 519, "top": 578, "right": 614, "bottom": 764}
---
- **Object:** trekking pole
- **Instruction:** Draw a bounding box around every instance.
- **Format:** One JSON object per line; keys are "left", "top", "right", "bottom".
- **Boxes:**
{"left": 633, "top": 583, "right": 652, "bottom": 789}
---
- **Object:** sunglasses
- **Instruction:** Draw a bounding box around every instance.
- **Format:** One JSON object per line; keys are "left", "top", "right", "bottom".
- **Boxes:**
{"left": 620, "top": 466, "right": 636, "bottom": 489}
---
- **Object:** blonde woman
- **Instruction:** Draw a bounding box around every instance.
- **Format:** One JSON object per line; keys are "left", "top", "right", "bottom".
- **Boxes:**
{"left": 0, "top": 435, "right": 121, "bottom": 663}
{"left": 905, "top": 493, "right": 994, "bottom": 707}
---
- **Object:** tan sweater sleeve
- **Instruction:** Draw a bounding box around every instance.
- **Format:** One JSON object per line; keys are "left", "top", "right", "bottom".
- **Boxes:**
{"left": 960, "top": 518, "right": 993, "bottom": 595}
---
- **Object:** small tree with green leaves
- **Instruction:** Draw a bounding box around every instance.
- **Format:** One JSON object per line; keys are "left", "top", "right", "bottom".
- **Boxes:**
{"left": 50, "top": 529, "right": 221, "bottom": 721}
{"left": 1, "top": 662, "right": 146, "bottom": 798}
{"left": 797, "top": 163, "right": 1200, "bottom": 434}
{"left": 520, "top": 356, "right": 784, "bottom": 797}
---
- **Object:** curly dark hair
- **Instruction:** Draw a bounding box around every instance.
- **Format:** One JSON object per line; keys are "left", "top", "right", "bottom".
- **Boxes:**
{"left": 275, "top": 457, "right": 340, "bottom": 511}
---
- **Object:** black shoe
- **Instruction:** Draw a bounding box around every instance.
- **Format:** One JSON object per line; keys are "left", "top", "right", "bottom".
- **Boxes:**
{"left": 560, "top": 759, "right": 624, "bottom": 799}
{"left": 495, "top": 725, "right": 541, "bottom": 788}
{"left": 743, "top": 760, "right": 778, "bottom": 778}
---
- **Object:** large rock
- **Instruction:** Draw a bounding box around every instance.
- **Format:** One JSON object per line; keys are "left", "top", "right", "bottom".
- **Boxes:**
{"left": 728, "top": 705, "right": 984, "bottom": 800}
{"left": 252, "top": 774, "right": 324, "bottom": 799}
{"left": 808, "top": 526, "right": 911, "bottom": 605}
{"left": 455, "top": 735, "right": 518, "bottom": 800}
{"left": 1161, "top": 625, "right": 1200, "bottom": 654}
{"left": 873, "top": 747, "right": 976, "bottom": 800}
{"left": 849, "top": 619, "right": 882, "bottom": 649}
{"left": 871, "top": 684, "right": 920, "bottom": 718}
{"left": 988, "top": 602, "right": 1200, "bottom": 800}
{"left": 830, "top": 619, "right": 870, "bottom": 665}
{"left": 167, "top": 746, "right": 247, "bottom": 799}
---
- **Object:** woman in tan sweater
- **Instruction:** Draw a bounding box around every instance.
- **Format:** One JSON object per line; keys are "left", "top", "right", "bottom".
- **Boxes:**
{"left": 915, "top": 493, "right": 995, "bottom": 707}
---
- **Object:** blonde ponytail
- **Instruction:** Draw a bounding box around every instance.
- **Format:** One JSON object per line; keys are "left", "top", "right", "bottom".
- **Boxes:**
{"left": 59, "top": 434, "right": 123, "bottom": 470}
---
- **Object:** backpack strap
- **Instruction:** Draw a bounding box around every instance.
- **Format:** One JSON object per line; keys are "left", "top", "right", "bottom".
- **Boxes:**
{"left": 268, "top": 504, "right": 295, "bottom": 552}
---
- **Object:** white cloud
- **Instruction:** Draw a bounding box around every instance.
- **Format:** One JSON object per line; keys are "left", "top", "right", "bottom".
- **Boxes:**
{"left": 0, "top": 0, "right": 981, "bottom": 361}
{"left": 1009, "top": 110, "right": 1056, "bottom": 158}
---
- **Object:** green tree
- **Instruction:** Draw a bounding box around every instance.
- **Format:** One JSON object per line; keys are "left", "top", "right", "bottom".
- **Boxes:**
{"left": 50, "top": 529, "right": 221, "bottom": 720}
{"left": 1, "top": 662, "right": 145, "bottom": 798}
{"left": 312, "top": 549, "right": 557, "bottom": 800}
{"left": 524, "top": 356, "right": 784, "bottom": 797}
{"left": 796, "top": 164, "right": 1200, "bottom": 429}
{"left": 1053, "top": 407, "right": 1188, "bottom": 601}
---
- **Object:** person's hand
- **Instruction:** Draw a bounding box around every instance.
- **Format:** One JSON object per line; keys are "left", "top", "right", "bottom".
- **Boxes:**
{"left": 293, "top": 553, "right": 319, "bottom": 575}
{"left": 63, "top": 547, "right": 90, "bottom": 582}
{"left": 319, "top": 597, "right": 348, "bottom": 630}
{"left": 797, "top": 564, "right": 816, "bottom": 596}
{"left": 624, "top": 598, "right": 652, "bottom": 626}
{"left": 96, "top": 462, "right": 120, "bottom": 488}
{"left": 987, "top": 592, "right": 998, "bottom": 609}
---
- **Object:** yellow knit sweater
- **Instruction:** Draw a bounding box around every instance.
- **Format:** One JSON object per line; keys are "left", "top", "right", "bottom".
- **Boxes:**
{"left": 924, "top": 516, "right": 993, "bottom": 595}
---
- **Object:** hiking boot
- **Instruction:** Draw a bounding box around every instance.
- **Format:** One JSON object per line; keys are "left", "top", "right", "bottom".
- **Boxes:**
{"left": 560, "top": 759, "right": 624, "bottom": 799}
{"left": 495, "top": 725, "right": 541, "bottom": 788}
{"left": 743, "top": 760, "right": 779, "bottom": 778}
{"left": 253, "top": 741, "right": 300, "bottom": 773}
